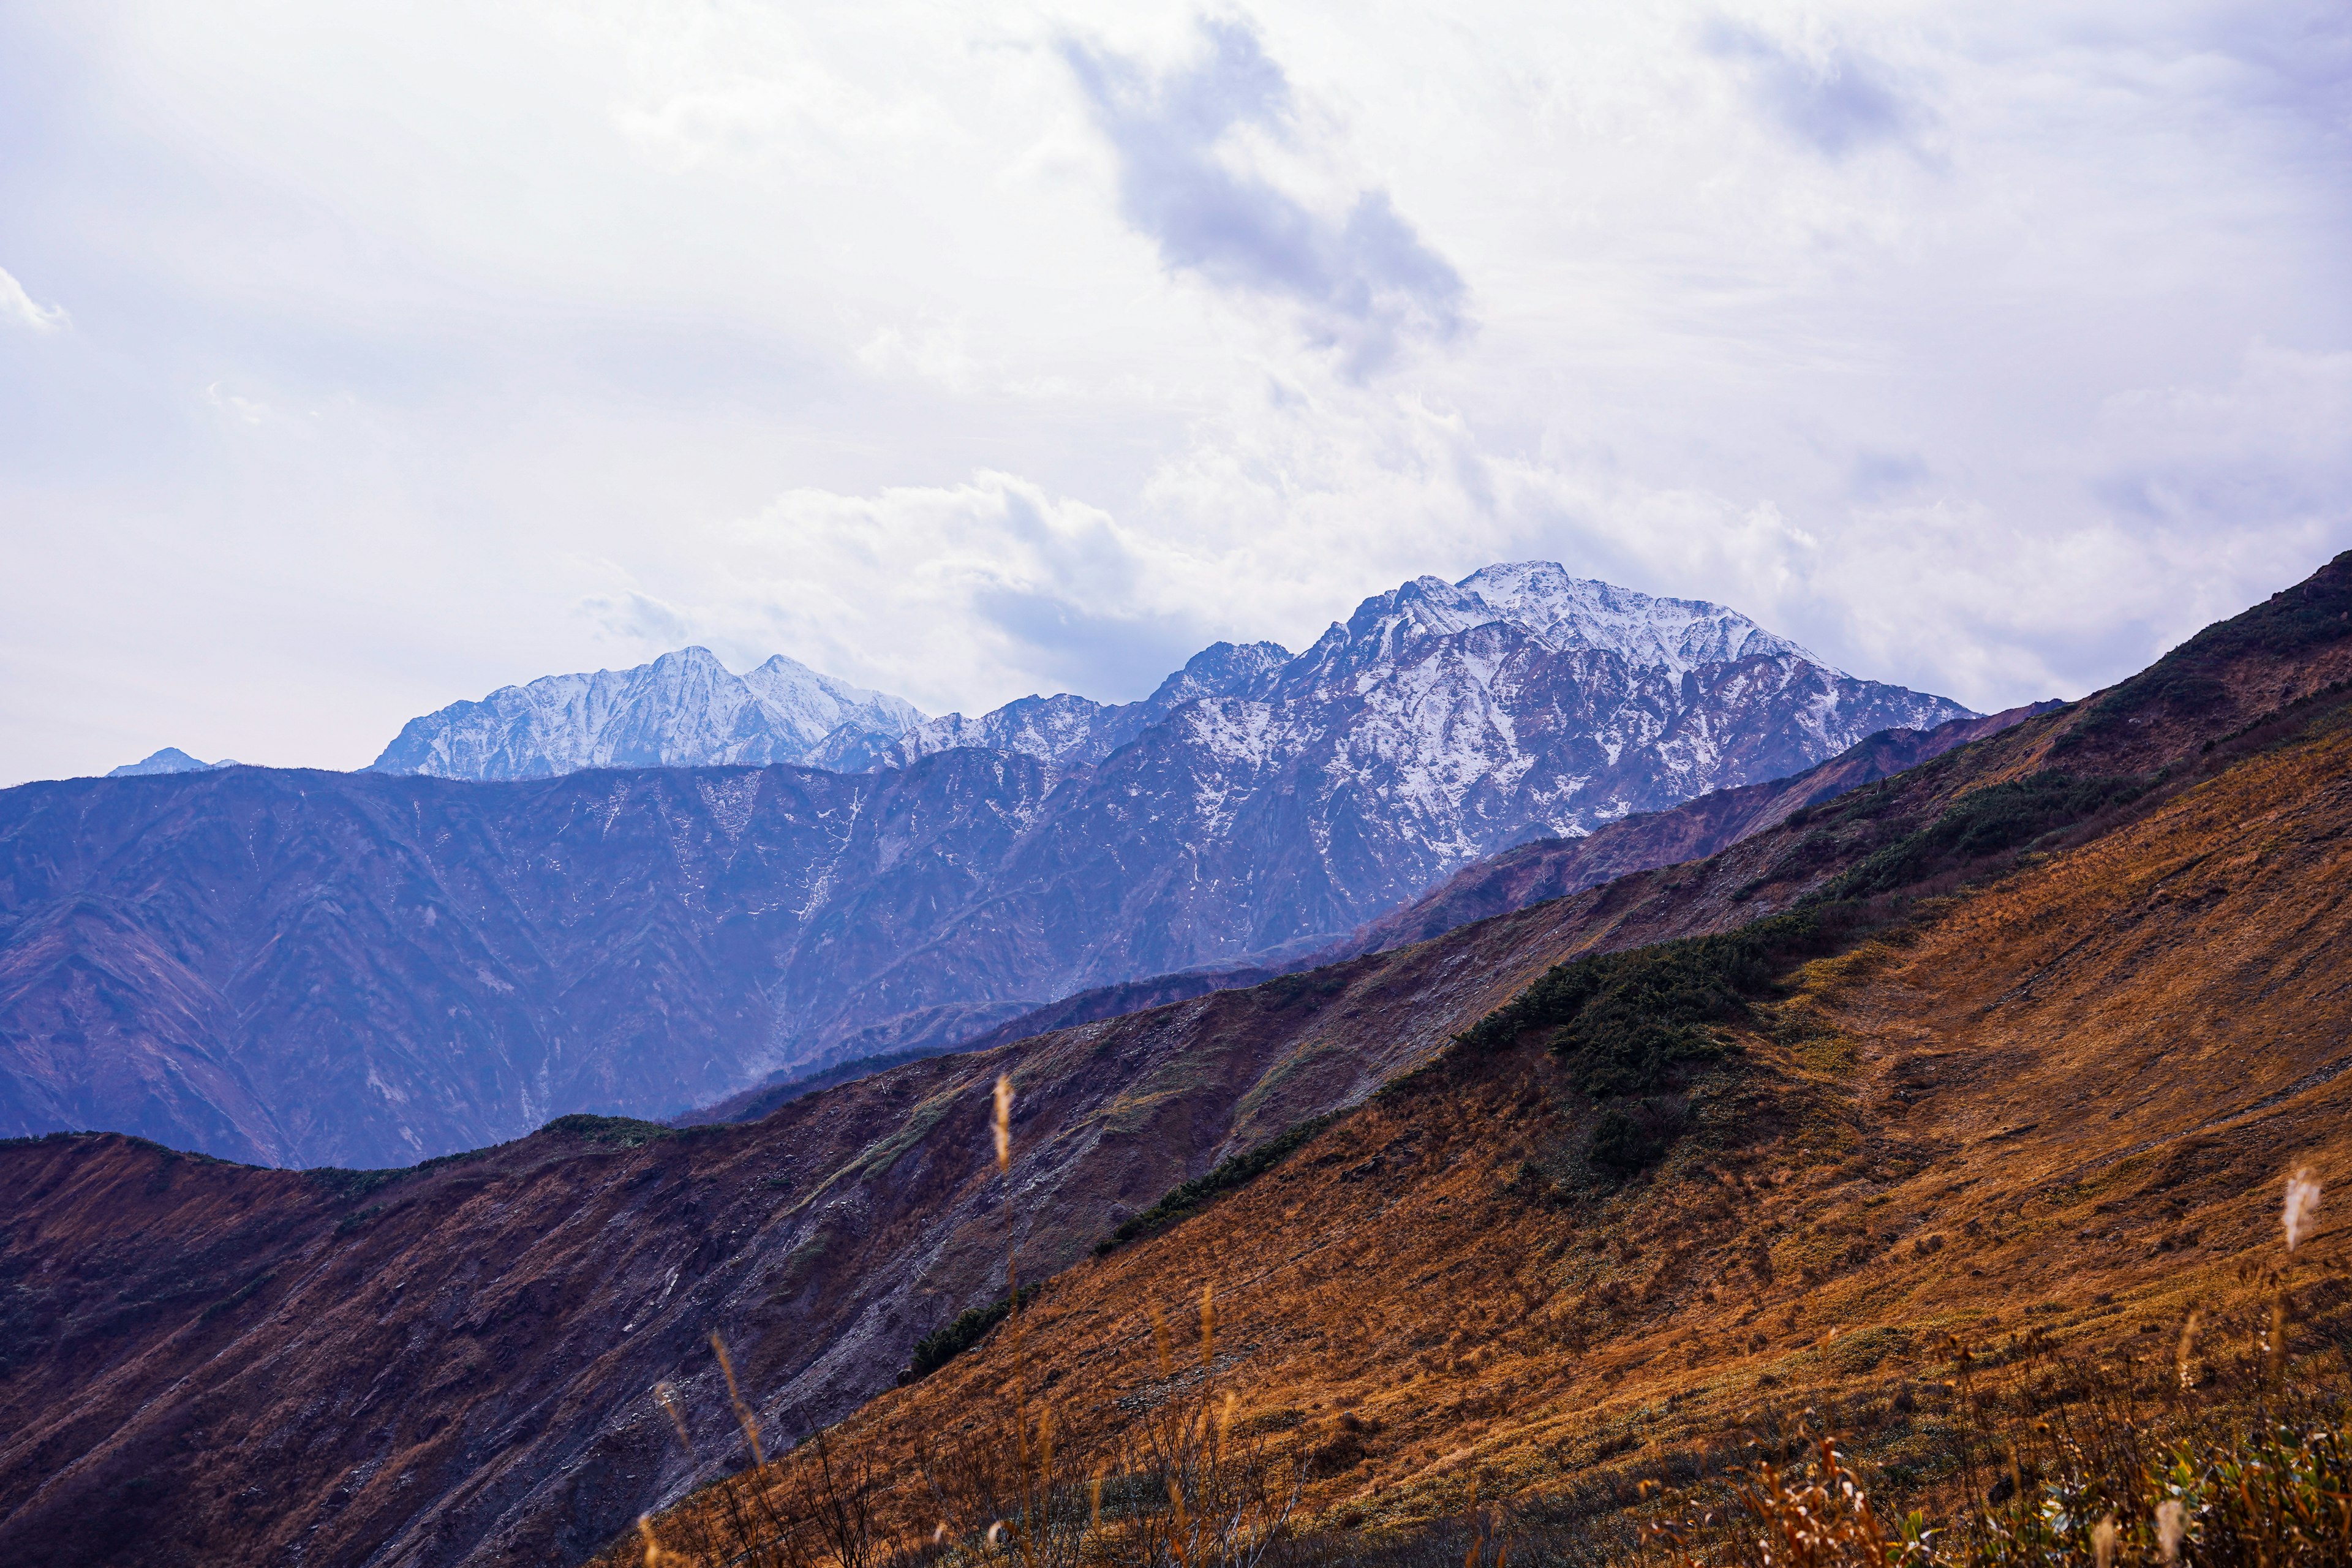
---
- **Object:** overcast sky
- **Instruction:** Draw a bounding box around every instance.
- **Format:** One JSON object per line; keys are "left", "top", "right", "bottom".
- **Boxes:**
{"left": 2, "top": 2, "right": 2346, "bottom": 783}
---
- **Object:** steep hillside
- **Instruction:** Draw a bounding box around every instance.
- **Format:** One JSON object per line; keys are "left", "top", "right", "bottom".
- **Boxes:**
{"left": 640, "top": 574, "right": 2352, "bottom": 1559}
{"left": 1, "top": 554, "right": 2345, "bottom": 1568}
{"left": 725, "top": 699, "right": 2052, "bottom": 1114}
{"left": 0, "top": 897, "right": 1628, "bottom": 1568}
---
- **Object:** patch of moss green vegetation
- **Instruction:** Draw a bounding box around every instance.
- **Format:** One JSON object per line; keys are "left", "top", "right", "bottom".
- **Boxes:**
{"left": 848, "top": 1087, "right": 961, "bottom": 1182}
{"left": 539, "top": 1112, "right": 677, "bottom": 1147}
{"left": 1101, "top": 1055, "right": 1216, "bottom": 1136}
{"left": 333, "top": 1204, "right": 383, "bottom": 1236}
{"left": 1827, "top": 774, "right": 2150, "bottom": 898}
{"left": 1459, "top": 908, "right": 1856, "bottom": 1097}
{"left": 307, "top": 1166, "right": 404, "bottom": 1200}
{"left": 1095, "top": 1113, "right": 1338, "bottom": 1256}
{"left": 1251, "top": 968, "right": 1352, "bottom": 1012}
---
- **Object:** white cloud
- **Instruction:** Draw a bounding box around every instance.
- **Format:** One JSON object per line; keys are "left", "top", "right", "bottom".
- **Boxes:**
{"left": 0, "top": 265, "right": 66, "bottom": 332}
{"left": 1, "top": 1, "right": 2348, "bottom": 782}
{"left": 1061, "top": 18, "right": 1470, "bottom": 378}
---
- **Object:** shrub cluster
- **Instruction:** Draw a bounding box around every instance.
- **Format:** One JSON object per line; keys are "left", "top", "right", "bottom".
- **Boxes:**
{"left": 1829, "top": 773, "right": 2149, "bottom": 899}
{"left": 1455, "top": 910, "right": 1844, "bottom": 1099}
{"left": 902, "top": 1283, "right": 1042, "bottom": 1382}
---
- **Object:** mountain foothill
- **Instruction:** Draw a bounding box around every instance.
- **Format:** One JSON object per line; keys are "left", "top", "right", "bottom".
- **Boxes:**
{"left": 4, "top": 553, "right": 2350, "bottom": 1568}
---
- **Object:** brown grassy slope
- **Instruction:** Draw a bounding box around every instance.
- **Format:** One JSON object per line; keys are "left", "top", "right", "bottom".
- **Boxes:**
{"left": 0, "top": 829, "right": 1818, "bottom": 1568}
{"left": 684, "top": 692, "right": 2352, "bottom": 1547}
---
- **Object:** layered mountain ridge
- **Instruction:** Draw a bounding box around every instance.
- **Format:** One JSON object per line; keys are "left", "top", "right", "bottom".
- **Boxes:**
{"left": 1, "top": 564, "right": 1966, "bottom": 1167}
{"left": 368, "top": 564, "right": 1942, "bottom": 788}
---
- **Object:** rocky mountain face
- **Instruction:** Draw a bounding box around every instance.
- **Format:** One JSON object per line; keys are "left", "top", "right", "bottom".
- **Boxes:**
{"left": 370, "top": 647, "right": 926, "bottom": 778}
{"left": 2, "top": 566, "right": 1970, "bottom": 1168}
{"left": 5, "top": 552, "right": 2346, "bottom": 1568}
{"left": 1338, "top": 699, "right": 2065, "bottom": 957}
{"left": 104, "top": 747, "right": 237, "bottom": 777}
{"left": 887, "top": 641, "right": 1294, "bottom": 767}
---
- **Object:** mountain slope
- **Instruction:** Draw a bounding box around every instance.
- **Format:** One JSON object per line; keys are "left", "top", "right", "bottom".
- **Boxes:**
{"left": 1, "top": 552, "right": 2344, "bottom": 1568}
{"left": 370, "top": 647, "right": 925, "bottom": 778}
{"left": 802, "top": 680, "right": 2352, "bottom": 1549}
{"left": 1344, "top": 700, "right": 2062, "bottom": 956}
{"left": 3, "top": 567, "right": 1968, "bottom": 1166}
{"left": 774, "top": 699, "right": 2056, "bottom": 1098}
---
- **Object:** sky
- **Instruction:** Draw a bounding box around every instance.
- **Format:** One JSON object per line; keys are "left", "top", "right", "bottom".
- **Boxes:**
{"left": 1, "top": 2, "right": 2346, "bottom": 783}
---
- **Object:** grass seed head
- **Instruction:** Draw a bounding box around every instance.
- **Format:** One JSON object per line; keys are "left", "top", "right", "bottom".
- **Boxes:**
{"left": 652, "top": 1381, "right": 693, "bottom": 1455}
{"left": 1200, "top": 1280, "right": 1217, "bottom": 1370}
{"left": 2284, "top": 1166, "right": 2321, "bottom": 1251}
{"left": 2176, "top": 1310, "right": 2203, "bottom": 1393}
{"left": 709, "top": 1330, "right": 761, "bottom": 1466}
{"left": 994, "top": 1074, "right": 1014, "bottom": 1175}
{"left": 2093, "top": 1513, "right": 2118, "bottom": 1568}
{"left": 2157, "top": 1499, "right": 2186, "bottom": 1562}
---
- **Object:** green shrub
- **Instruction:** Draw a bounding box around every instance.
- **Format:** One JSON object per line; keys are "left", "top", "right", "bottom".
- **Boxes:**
{"left": 1586, "top": 1107, "right": 1657, "bottom": 1171}
{"left": 1454, "top": 908, "right": 1849, "bottom": 1099}
{"left": 1829, "top": 774, "right": 2147, "bottom": 899}
{"left": 538, "top": 1113, "right": 675, "bottom": 1147}
{"left": 902, "top": 1283, "right": 1042, "bottom": 1381}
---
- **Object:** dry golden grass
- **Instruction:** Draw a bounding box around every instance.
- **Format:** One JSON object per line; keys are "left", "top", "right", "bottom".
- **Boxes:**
{"left": 612, "top": 719, "right": 2352, "bottom": 1566}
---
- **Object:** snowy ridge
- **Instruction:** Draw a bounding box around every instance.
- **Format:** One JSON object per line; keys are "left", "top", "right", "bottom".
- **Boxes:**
{"left": 358, "top": 563, "right": 1966, "bottom": 1005}
{"left": 1460, "top": 562, "right": 1823, "bottom": 673}
{"left": 369, "top": 647, "right": 924, "bottom": 780}
{"left": 887, "top": 640, "right": 1291, "bottom": 768}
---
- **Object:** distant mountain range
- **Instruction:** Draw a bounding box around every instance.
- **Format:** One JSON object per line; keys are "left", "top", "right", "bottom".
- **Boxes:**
{"left": 363, "top": 563, "right": 1950, "bottom": 793}
{"left": 9, "top": 564, "right": 1970, "bottom": 1167}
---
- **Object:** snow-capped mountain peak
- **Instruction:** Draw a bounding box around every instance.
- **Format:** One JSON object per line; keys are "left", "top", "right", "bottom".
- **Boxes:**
{"left": 369, "top": 648, "right": 927, "bottom": 780}
{"left": 885, "top": 640, "right": 1294, "bottom": 770}
{"left": 1456, "top": 562, "right": 1825, "bottom": 675}
{"left": 740, "top": 654, "right": 925, "bottom": 758}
